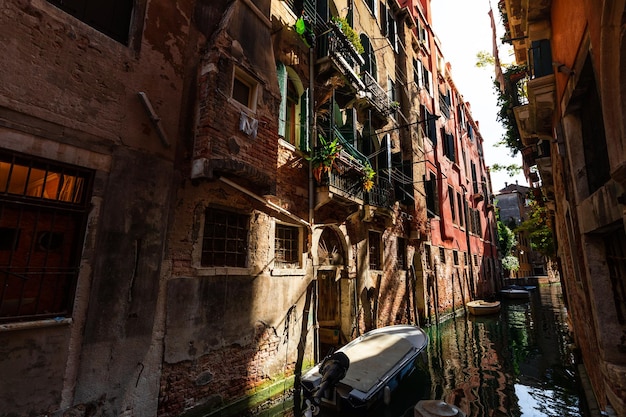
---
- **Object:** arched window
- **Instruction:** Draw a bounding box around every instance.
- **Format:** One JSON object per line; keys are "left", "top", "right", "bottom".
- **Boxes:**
{"left": 277, "top": 63, "right": 308, "bottom": 151}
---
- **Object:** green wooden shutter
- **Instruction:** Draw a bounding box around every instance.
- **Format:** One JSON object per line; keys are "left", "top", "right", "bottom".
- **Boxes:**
{"left": 277, "top": 62, "right": 287, "bottom": 137}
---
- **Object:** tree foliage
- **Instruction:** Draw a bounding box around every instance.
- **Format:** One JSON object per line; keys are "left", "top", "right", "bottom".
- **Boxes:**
{"left": 516, "top": 195, "right": 556, "bottom": 258}
{"left": 491, "top": 163, "right": 523, "bottom": 177}
{"left": 475, "top": 50, "right": 495, "bottom": 68}
{"left": 501, "top": 254, "right": 520, "bottom": 272}
{"left": 494, "top": 64, "right": 527, "bottom": 156}
{"left": 497, "top": 219, "right": 516, "bottom": 256}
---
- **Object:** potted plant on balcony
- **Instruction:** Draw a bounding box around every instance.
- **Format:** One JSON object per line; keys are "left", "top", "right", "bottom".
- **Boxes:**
{"left": 307, "top": 134, "right": 343, "bottom": 183}
{"left": 331, "top": 16, "right": 364, "bottom": 54}
{"left": 362, "top": 165, "right": 375, "bottom": 192}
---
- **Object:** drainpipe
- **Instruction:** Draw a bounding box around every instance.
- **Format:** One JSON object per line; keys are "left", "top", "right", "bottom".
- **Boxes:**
{"left": 308, "top": 45, "right": 320, "bottom": 363}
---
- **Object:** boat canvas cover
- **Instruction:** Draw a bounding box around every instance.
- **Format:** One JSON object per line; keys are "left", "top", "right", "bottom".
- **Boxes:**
{"left": 340, "top": 333, "right": 413, "bottom": 393}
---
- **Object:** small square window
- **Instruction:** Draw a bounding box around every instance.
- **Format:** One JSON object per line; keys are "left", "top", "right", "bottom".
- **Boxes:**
{"left": 201, "top": 208, "right": 249, "bottom": 267}
{"left": 275, "top": 224, "right": 300, "bottom": 268}
{"left": 232, "top": 68, "right": 258, "bottom": 111}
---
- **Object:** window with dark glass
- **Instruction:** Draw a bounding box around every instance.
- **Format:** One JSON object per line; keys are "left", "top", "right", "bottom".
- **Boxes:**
{"left": 369, "top": 231, "right": 382, "bottom": 270}
{"left": 443, "top": 132, "right": 456, "bottom": 162}
{"left": 47, "top": 0, "right": 134, "bottom": 44}
{"left": 275, "top": 224, "right": 300, "bottom": 268}
{"left": 424, "top": 244, "right": 431, "bottom": 269}
{"left": 201, "top": 208, "right": 248, "bottom": 267}
{"left": 0, "top": 150, "right": 93, "bottom": 322}
{"left": 425, "top": 171, "right": 438, "bottom": 217}
{"left": 449, "top": 186, "right": 456, "bottom": 223}
{"left": 453, "top": 250, "right": 459, "bottom": 265}
{"left": 439, "top": 247, "right": 445, "bottom": 264}
{"left": 397, "top": 237, "right": 406, "bottom": 269}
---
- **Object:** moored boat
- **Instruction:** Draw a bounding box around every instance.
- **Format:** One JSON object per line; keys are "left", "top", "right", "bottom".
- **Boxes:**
{"left": 466, "top": 299, "right": 501, "bottom": 315}
{"left": 500, "top": 287, "right": 530, "bottom": 299}
{"left": 301, "top": 324, "right": 428, "bottom": 414}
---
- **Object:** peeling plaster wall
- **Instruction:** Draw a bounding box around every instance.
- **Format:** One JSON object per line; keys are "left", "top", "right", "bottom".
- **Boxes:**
{"left": 0, "top": 0, "right": 200, "bottom": 415}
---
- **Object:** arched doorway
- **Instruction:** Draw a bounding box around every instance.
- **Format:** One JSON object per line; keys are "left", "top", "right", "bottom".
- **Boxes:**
{"left": 316, "top": 227, "right": 346, "bottom": 353}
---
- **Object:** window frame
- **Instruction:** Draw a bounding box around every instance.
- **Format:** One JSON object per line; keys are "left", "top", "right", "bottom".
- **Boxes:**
{"left": 274, "top": 223, "right": 303, "bottom": 269}
{"left": 231, "top": 67, "right": 259, "bottom": 113}
{"left": 0, "top": 150, "right": 94, "bottom": 323}
{"left": 200, "top": 207, "right": 249, "bottom": 268}
{"left": 368, "top": 230, "right": 383, "bottom": 270}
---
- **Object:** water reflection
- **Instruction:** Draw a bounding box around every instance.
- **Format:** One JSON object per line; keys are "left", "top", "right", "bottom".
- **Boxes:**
{"left": 257, "top": 283, "right": 583, "bottom": 417}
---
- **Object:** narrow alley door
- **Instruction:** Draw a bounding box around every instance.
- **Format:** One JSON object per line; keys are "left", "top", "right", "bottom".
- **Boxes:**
{"left": 316, "top": 227, "right": 345, "bottom": 353}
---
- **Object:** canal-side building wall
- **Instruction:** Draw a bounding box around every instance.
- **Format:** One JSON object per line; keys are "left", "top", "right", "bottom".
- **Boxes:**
{"left": 499, "top": 0, "right": 626, "bottom": 414}
{"left": 0, "top": 0, "right": 203, "bottom": 415}
{"left": 1, "top": 0, "right": 503, "bottom": 416}
{"left": 495, "top": 183, "right": 547, "bottom": 279}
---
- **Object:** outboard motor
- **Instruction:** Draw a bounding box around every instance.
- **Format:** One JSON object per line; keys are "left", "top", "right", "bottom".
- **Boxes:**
{"left": 312, "top": 351, "right": 350, "bottom": 405}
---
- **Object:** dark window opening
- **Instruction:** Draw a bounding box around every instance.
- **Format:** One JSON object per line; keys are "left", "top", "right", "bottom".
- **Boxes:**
{"left": 275, "top": 224, "right": 300, "bottom": 268}
{"left": 425, "top": 171, "right": 438, "bottom": 217}
{"left": 201, "top": 208, "right": 248, "bottom": 267}
{"left": 449, "top": 186, "right": 456, "bottom": 223}
{"left": 397, "top": 237, "right": 406, "bottom": 270}
{"left": 579, "top": 59, "right": 610, "bottom": 194}
{"left": 233, "top": 77, "right": 252, "bottom": 108}
{"left": 47, "top": 0, "right": 134, "bottom": 44}
{"left": 369, "top": 231, "right": 382, "bottom": 270}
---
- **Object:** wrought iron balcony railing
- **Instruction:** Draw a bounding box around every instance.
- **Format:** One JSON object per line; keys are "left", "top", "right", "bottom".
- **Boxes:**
{"left": 317, "top": 21, "right": 365, "bottom": 88}
{"left": 366, "top": 176, "right": 394, "bottom": 208}
{"left": 361, "top": 71, "right": 392, "bottom": 117}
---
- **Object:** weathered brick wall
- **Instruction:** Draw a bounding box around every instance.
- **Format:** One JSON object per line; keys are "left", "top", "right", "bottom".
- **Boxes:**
{"left": 159, "top": 324, "right": 292, "bottom": 416}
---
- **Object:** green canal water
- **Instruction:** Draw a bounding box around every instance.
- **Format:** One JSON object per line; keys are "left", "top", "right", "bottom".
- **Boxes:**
{"left": 254, "top": 283, "right": 585, "bottom": 417}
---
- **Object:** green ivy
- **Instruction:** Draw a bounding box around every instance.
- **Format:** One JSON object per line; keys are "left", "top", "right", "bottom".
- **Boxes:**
{"left": 494, "top": 64, "right": 528, "bottom": 156}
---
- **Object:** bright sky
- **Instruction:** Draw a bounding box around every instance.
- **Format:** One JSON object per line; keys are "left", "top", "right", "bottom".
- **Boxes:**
{"left": 430, "top": 0, "right": 528, "bottom": 193}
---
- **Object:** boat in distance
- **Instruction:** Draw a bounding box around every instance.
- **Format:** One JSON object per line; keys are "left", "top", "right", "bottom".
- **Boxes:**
{"left": 466, "top": 299, "right": 501, "bottom": 316}
{"left": 301, "top": 324, "right": 428, "bottom": 414}
{"left": 500, "top": 286, "right": 531, "bottom": 299}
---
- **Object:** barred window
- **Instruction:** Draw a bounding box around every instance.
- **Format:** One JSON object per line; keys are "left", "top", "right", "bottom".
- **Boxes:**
{"left": 0, "top": 150, "right": 93, "bottom": 322}
{"left": 275, "top": 224, "right": 300, "bottom": 268}
{"left": 201, "top": 208, "right": 248, "bottom": 267}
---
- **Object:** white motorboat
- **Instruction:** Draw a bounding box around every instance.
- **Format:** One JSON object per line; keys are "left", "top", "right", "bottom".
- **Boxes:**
{"left": 301, "top": 324, "right": 428, "bottom": 414}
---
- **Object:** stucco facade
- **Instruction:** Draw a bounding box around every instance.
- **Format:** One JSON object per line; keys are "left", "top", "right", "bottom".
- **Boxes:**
{"left": 0, "top": 0, "right": 500, "bottom": 416}
{"left": 500, "top": 0, "right": 626, "bottom": 414}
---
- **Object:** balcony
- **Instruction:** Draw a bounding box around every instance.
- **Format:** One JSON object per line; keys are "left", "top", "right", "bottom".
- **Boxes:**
{"left": 317, "top": 20, "right": 365, "bottom": 90}
{"left": 366, "top": 177, "right": 394, "bottom": 209}
{"left": 314, "top": 127, "right": 394, "bottom": 211}
{"left": 355, "top": 71, "right": 394, "bottom": 126}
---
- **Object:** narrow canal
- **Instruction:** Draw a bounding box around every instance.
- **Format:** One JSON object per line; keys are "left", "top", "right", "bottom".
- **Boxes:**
{"left": 254, "top": 282, "right": 586, "bottom": 417}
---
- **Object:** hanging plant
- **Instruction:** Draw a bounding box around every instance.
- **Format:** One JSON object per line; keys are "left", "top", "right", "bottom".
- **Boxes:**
{"left": 331, "top": 16, "right": 364, "bottom": 54}
{"left": 362, "top": 165, "right": 375, "bottom": 192}
{"left": 306, "top": 134, "right": 343, "bottom": 183}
